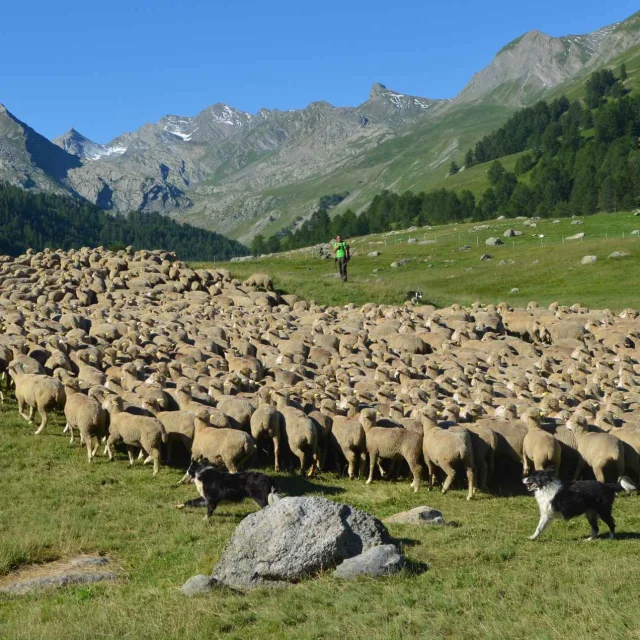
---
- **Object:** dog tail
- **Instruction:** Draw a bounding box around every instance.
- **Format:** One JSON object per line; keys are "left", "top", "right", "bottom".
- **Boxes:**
{"left": 267, "top": 489, "right": 281, "bottom": 506}
{"left": 617, "top": 476, "right": 636, "bottom": 494}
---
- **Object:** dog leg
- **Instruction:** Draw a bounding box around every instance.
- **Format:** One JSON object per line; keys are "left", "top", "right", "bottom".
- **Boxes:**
{"left": 204, "top": 502, "right": 218, "bottom": 521}
{"left": 528, "top": 514, "right": 553, "bottom": 540}
{"left": 176, "top": 497, "right": 207, "bottom": 509}
{"left": 585, "top": 509, "right": 599, "bottom": 540}
{"left": 597, "top": 508, "right": 616, "bottom": 539}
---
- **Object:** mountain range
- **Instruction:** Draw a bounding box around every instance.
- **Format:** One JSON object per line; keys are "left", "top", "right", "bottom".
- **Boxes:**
{"left": 1, "top": 10, "right": 640, "bottom": 242}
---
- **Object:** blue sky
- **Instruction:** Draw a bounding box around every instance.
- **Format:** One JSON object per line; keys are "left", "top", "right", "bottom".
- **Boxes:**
{"left": 1, "top": 0, "right": 637, "bottom": 143}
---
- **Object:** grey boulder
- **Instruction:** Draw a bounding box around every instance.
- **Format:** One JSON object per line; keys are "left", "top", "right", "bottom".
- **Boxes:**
{"left": 334, "top": 544, "right": 405, "bottom": 579}
{"left": 485, "top": 237, "right": 504, "bottom": 246}
{"left": 384, "top": 506, "right": 446, "bottom": 525}
{"left": 211, "top": 497, "right": 393, "bottom": 589}
{"left": 581, "top": 255, "right": 597, "bottom": 265}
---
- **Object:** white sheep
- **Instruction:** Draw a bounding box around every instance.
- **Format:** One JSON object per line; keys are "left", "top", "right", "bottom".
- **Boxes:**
{"left": 521, "top": 408, "right": 561, "bottom": 475}
{"left": 187, "top": 409, "right": 255, "bottom": 474}
{"left": 360, "top": 408, "right": 423, "bottom": 492}
{"left": 10, "top": 368, "right": 66, "bottom": 434}
{"left": 64, "top": 384, "right": 108, "bottom": 462}
{"left": 102, "top": 395, "right": 167, "bottom": 475}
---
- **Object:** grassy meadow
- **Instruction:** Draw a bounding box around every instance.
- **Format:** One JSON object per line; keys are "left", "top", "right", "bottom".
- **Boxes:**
{"left": 209, "top": 210, "right": 640, "bottom": 311}
{"left": 1, "top": 399, "right": 640, "bottom": 640}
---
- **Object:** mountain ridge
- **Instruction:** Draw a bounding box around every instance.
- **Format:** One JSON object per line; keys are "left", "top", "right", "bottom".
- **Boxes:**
{"left": 2, "top": 11, "right": 640, "bottom": 241}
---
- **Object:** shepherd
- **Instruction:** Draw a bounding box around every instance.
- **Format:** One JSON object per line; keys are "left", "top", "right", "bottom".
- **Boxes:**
{"left": 333, "top": 235, "right": 351, "bottom": 282}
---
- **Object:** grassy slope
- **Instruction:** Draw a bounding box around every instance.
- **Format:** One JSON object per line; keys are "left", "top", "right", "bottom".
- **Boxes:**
{"left": 2, "top": 401, "right": 640, "bottom": 640}
{"left": 228, "top": 103, "right": 514, "bottom": 240}
{"left": 210, "top": 211, "right": 640, "bottom": 310}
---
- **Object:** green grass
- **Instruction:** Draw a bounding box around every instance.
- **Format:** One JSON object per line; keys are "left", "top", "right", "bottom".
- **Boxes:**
{"left": 207, "top": 211, "right": 640, "bottom": 310}
{"left": 2, "top": 399, "right": 640, "bottom": 640}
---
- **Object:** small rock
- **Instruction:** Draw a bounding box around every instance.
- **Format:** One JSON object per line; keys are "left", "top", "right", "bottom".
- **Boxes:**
{"left": 552, "top": 219, "right": 560, "bottom": 224}
{"left": 459, "top": 245, "right": 471, "bottom": 251}
{"left": 571, "top": 220, "right": 584, "bottom": 225}
{"left": 367, "top": 251, "right": 380, "bottom": 257}
{"left": 1, "top": 572, "right": 117, "bottom": 595}
{"left": 70, "top": 556, "right": 109, "bottom": 567}
{"left": 503, "top": 229, "right": 522, "bottom": 237}
{"left": 566, "top": 233, "right": 585, "bottom": 241}
{"left": 419, "top": 239, "right": 436, "bottom": 245}
{"left": 608, "top": 251, "right": 630, "bottom": 259}
{"left": 372, "top": 269, "right": 379, "bottom": 274}
{"left": 407, "top": 238, "right": 417, "bottom": 244}
{"left": 385, "top": 506, "right": 446, "bottom": 525}
{"left": 581, "top": 255, "right": 597, "bottom": 265}
{"left": 498, "top": 259, "right": 507, "bottom": 265}
{"left": 181, "top": 574, "right": 218, "bottom": 596}
{"left": 390, "top": 259, "right": 410, "bottom": 268}
{"left": 510, "top": 287, "right": 520, "bottom": 293}
{"left": 532, "top": 260, "right": 539, "bottom": 265}
{"left": 631, "top": 230, "right": 640, "bottom": 235}
{"left": 480, "top": 254, "right": 492, "bottom": 261}
{"left": 485, "top": 237, "right": 504, "bottom": 246}
{"left": 334, "top": 545, "right": 405, "bottom": 579}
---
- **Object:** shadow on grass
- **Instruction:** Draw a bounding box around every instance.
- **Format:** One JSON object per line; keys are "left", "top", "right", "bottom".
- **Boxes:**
{"left": 403, "top": 559, "right": 429, "bottom": 576}
{"left": 276, "top": 475, "right": 345, "bottom": 497}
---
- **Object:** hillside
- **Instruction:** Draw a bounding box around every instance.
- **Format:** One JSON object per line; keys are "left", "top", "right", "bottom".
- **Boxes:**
{"left": 212, "top": 211, "right": 640, "bottom": 310}
{"left": 2, "top": 12, "right": 640, "bottom": 242}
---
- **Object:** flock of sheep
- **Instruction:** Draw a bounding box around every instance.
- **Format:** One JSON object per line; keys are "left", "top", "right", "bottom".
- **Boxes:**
{"left": 3, "top": 245, "right": 640, "bottom": 501}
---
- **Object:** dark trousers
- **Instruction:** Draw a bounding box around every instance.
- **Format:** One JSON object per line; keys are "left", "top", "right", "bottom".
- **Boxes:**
{"left": 338, "top": 258, "right": 348, "bottom": 281}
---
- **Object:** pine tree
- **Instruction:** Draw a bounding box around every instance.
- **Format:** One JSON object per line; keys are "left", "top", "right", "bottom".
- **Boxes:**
{"left": 464, "top": 149, "right": 474, "bottom": 168}
{"left": 449, "top": 161, "right": 460, "bottom": 175}
{"left": 620, "top": 63, "right": 628, "bottom": 82}
{"left": 487, "top": 161, "right": 505, "bottom": 185}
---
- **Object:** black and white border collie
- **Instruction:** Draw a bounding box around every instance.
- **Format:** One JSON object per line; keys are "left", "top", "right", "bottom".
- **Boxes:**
{"left": 176, "top": 460, "right": 280, "bottom": 520}
{"left": 407, "top": 290, "right": 423, "bottom": 305}
{"left": 523, "top": 469, "right": 635, "bottom": 540}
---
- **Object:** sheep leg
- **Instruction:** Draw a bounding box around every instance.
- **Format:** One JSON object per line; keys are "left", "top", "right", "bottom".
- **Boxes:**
{"left": 137, "top": 449, "right": 145, "bottom": 461}
{"left": 466, "top": 466, "right": 476, "bottom": 500}
{"left": 358, "top": 453, "right": 367, "bottom": 478}
{"left": 441, "top": 462, "right": 457, "bottom": 494}
{"left": 477, "top": 458, "right": 488, "bottom": 491}
{"left": 104, "top": 438, "right": 115, "bottom": 460}
{"left": 377, "top": 460, "right": 388, "bottom": 478}
{"left": 67, "top": 424, "right": 75, "bottom": 444}
{"left": 426, "top": 460, "right": 436, "bottom": 491}
{"left": 273, "top": 436, "right": 280, "bottom": 472}
{"left": 86, "top": 439, "right": 93, "bottom": 462}
{"left": 126, "top": 446, "right": 136, "bottom": 466}
{"left": 91, "top": 439, "right": 100, "bottom": 458}
{"left": 366, "top": 452, "right": 379, "bottom": 485}
{"left": 594, "top": 467, "right": 606, "bottom": 484}
{"left": 34, "top": 409, "right": 48, "bottom": 435}
{"left": 522, "top": 454, "right": 530, "bottom": 477}
{"left": 307, "top": 451, "right": 319, "bottom": 477}
{"left": 408, "top": 460, "right": 421, "bottom": 493}
{"left": 573, "top": 459, "right": 584, "bottom": 481}
{"left": 152, "top": 451, "right": 160, "bottom": 476}
{"left": 345, "top": 451, "right": 357, "bottom": 479}
{"left": 225, "top": 461, "right": 239, "bottom": 473}
{"left": 177, "top": 471, "right": 191, "bottom": 484}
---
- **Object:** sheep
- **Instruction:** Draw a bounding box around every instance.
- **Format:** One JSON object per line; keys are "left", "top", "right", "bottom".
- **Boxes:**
{"left": 10, "top": 369, "right": 66, "bottom": 434}
{"left": 102, "top": 395, "right": 167, "bottom": 475}
{"left": 359, "top": 408, "right": 423, "bottom": 492}
{"left": 275, "top": 391, "right": 319, "bottom": 476}
{"left": 249, "top": 396, "right": 282, "bottom": 471}
{"left": 64, "top": 382, "right": 109, "bottom": 462}
{"left": 243, "top": 273, "right": 274, "bottom": 291}
{"left": 187, "top": 409, "right": 255, "bottom": 475}
{"left": 322, "top": 399, "right": 367, "bottom": 479}
{"left": 155, "top": 410, "right": 197, "bottom": 461}
{"left": 451, "top": 423, "right": 495, "bottom": 490}
{"left": 420, "top": 408, "right": 476, "bottom": 500}
{"left": 521, "top": 408, "right": 561, "bottom": 476}
{"left": 567, "top": 413, "right": 625, "bottom": 483}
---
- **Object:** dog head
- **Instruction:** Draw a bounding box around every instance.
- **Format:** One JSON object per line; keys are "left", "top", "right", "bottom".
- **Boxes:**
{"left": 186, "top": 459, "right": 210, "bottom": 478}
{"left": 522, "top": 469, "right": 556, "bottom": 492}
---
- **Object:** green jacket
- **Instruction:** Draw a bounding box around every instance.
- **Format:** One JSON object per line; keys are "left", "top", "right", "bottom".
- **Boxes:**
{"left": 334, "top": 241, "right": 349, "bottom": 259}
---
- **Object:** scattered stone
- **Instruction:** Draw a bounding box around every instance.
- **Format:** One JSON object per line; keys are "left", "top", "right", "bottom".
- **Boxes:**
{"left": 532, "top": 260, "right": 539, "bottom": 265}
{"left": 552, "top": 219, "right": 560, "bottom": 224}
{"left": 581, "top": 255, "right": 597, "bottom": 265}
{"left": 180, "top": 574, "right": 219, "bottom": 596}
{"left": 230, "top": 256, "right": 255, "bottom": 262}
{"left": 471, "top": 224, "right": 489, "bottom": 232}
{"left": 372, "top": 269, "right": 379, "bottom": 274}
{"left": 390, "top": 259, "right": 410, "bottom": 268}
{"left": 566, "top": 232, "right": 585, "bottom": 240}
{"left": 385, "top": 506, "right": 446, "bottom": 525}
{"left": 211, "top": 497, "right": 393, "bottom": 589}
{"left": 334, "top": 545, "right": 405, "bottom": 580}
{"left": 571, "top": 220, "right": 584, "bottom": 225}
{"left": 367, "top": 251, "right": 380, "bottom": 257}
{"left": 510, "top": 288, "right": 520, "bottom": 293}
{"left": 503, "top": 229, "right": 522, "bottom": 237}
{"left": 485, "top": 237, "right": 504, "bottom": 246}
{"left": 418, "top": 240, "right": 436, "bottom": 245}
{"left": 523, "top": 221, "right": 537, "bottom": 228}
{"left": 70, "top": 556, "right": 110, "bottom": 567}
{"left": 631, "top": 230, "right": 640, "bottom": 235}
{"left": 634, "top": 211, "right": 640, "bottom": 216}
{"left": 480, "top": 254, "right": 492, "bottom": 261}
{"left": 608, "top": 251, "right": 630, "bottom": 259}
{"left": 459, "top": 245, "right": 471, "bottom": 251}
{"left": 498, "top": 259, "right": 507, "bottom": 265}
{"left": 407, "top": 238, "right": 417, "bottom": 244}
{"left": 1, "top": 572, "right": 117, "bottom": 595}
